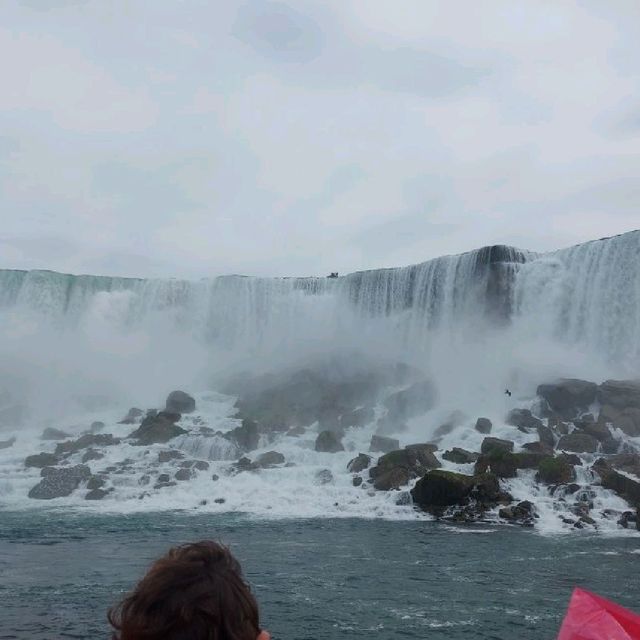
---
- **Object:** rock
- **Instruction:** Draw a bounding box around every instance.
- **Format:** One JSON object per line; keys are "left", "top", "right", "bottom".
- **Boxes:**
{"left": 211, "top": 474, "right": 219, "bottom": 481}
{"left": 410, "top": 470, "right": 501, "bottom": 512}
{"left": 369, "top": 435, "right": 399, "bottom": 453}
{"left": 474, "top": 451, "right": 518, "bottom": 478}
{"left": 175, "top": 467, "right": 195, "bottom": 481}
{"left": 85, "top": 488, "right": 111, "bottom": 500}
{"left": 598, "top": 380, "right": 640, "bottom": 410}
{"left": 522, "top": 441, "right": 554, "bottom": 455}
{"left": 598, "top": 405, "right": 640, "bottom": 437}
{"left": 28, "top": 464, "right": 91, "bottom": 499}
{"left": 594, "top": 458, "right": 640, "bottom": 507}
{"left": 395, "top": 491, "right": 412, "bottom": 506}
{"left": 118, "top": 407, "right": 144, "bottom": 424}
{"left": 352, "top": 476, "right": 363, "bottom": 487}
{"left": 315, "top": 469, "right": 334, "bottom": 485}
{"left": 256, "top": 451, "right": 285, "bottom": 468}
{"left": 25, "top": 452, "right": 60, "bottom": 468}
{"left": 55, "top": 433, "right": 121, "bottom": 455}
{"left": 225, "top": 419, "right": 260, "bottom": 452}
{"left": 369, "top": 446, "right": 441, "bottom": 491}
{"left": 315, "top": 430, "right": 344, "bottom": 453}
{"left": 607, "top": 453, "right": 640, "bottom": 476}
{"left": 558, "top": 452, "right": 582, "bottom": 466}
{"left": 480, "top": 437, "right": 514, "bottom": 455}
{"left": 383, "top": 380, "right": 437, "bottom": 422}
{"left": 601, "top": 437, "right": 621, "bottom": 454}
{"left": 340, "top": 406, "right": 374, "bottom": 429}
{"left": 89, "top": 421, "right": 105, "bottom": 434}
{"left": 372, "top": 466, "right": 410, "bottom": 491}
{"left": 577, "top": 421, "right": 611, "bottom": 442}
{"left": 166, "top": 390, "right": 196, "bottom": 414}
{"left": 40, "top": 427, "right": 71, "bottom": 441}
{"left": 233, "top": 457, "right": 256, "bottom": 473}
{"left": 347, "top": 453, "right": 372, "bottom": 473}
{"left": 617, "top": 511, "right": 637, "bottom": 529}
{"left": 557, "top": 432, "right": 598, "bottom": 453}
{"left": 86, "top": 476, "right": 105, "bottom": 490}
{"left": 193, "top": 460, "right": 210, "bottom": 471}
{"left": 157, "top": 473, "right": 171, "bottom": 483}
{"left": 506, "top": 409, "right": 542, "bottom": 430}
{"left": 81, "top": 449, "right": 104, "bottom": 463}
{"left": 286, "top": 425, "right": 306, "bottom": 437}
{"left": 499, "top": 500, "right": 536, "bottom": 525}
{"left": 537, "top": 425, "right": 555, "bottom": 449}
{"left": 214, "top": 498, "right": 225, "bottom": 504}
{"left": 128, "top": 413, "right": 186, "bottom": 446}
{"left": 549, "top": 419, "right": 571, "bottom": 436}
{"left": 0, "top": 437, "right": 16, "bottom": 450}
{"left": 442, "top": 448, "right": 479, "bottom": 464}
{"left": 475, "top": 418, "right": 492, "bottom": 434}
{"left": 158, "top": 449, "right": 185, "bottom": 463}
{"left": 535, "top": 457, "right": 576, "bottom": 484}
{"left": 537, "top": 379, "right": 598, "bottom": 419}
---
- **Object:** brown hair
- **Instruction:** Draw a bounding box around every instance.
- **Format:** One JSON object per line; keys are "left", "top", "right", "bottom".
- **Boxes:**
{"left": 108, "top": 540, "right": 262, "bottom": 640}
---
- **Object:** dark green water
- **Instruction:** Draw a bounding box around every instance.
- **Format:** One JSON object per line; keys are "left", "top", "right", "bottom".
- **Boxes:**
{"left": 1, "top": 511, "right": 639, "bottom": 639}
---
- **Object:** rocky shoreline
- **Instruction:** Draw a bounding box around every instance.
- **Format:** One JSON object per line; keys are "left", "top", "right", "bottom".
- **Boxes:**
{"left": 5, "top": 367, "right": 640, "bottom": 532}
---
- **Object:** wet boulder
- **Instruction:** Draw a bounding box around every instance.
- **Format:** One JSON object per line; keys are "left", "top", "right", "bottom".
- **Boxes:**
{"left": 598, "top": 380, "right": 640, "bottom": 410}
{"left": 175, "top": 467, "right": 195, "bottom": 481}
{"left": 557, "top": 432, "right": 598, "bottom": 454}
{"left": 499, "top": 500, "right": 536, "bottom": 526}
{"left": 40, "top": 427, "right": 71, "bottom": 441}
{"left": 315, "top": 469, "right": 334, "bottom": 485}
{"left": 522, "top": 441, "right": 554, "bottom": 455}
{"left": 118, "top": 408, "right": 144, "bottom": 424}
{"left": 315, "top": 430, "right": 344, "bottom": 453}
{"left": 537, "top": 425, "right": 555, "bottom": 449}
{"left": 480, "top": 437, "right": 514, "bottom": 455}
{"left": 81, "top": 449, "right": 104, "bottom": 463}
{"left": 25, "top": 452, "right": 60, "bottom": 468}
{"left": 28, "top": 464, "right": 91, "bottom": 499}
{"left": 128, "top": 412, "right": 187, "bottom": 446}
{"left": 370, "top": 435, "right": 400, "bottom": 454}
{"left": 158, "top": 449, "right": 185, "bottom": 463}
{"left": 166, "top": 390, "right": 196, "bottom": 414}
{"left": 537, "top": 379, "right": 597, "bottom": 420}
{"left": 506, "top": 409, "right": 542, "bottom": 431}
{"left": 347, "top": 453, "right": 372, "bottom": 473}
{"left": 369, "top": 446, "right": 440, "bottom": 491}
{"left": 85, "top": 488, "right": 111, "bottom": 500}
{"left": 474, "top": 451, "right": 518, "bottom": 478}
{"left": 594, "top": 457, "right": 640, "bottom": 507}
{"left": 55, "top": 433, "right": 121, "bottom": 455}
{"left": 442, "top": 448, "right": 479, "bottom": 464}
{"left": 256, "top": 451, "right": 285, "bottom": 468}
{"left": 535, "top": 457, "right": 576, "bottom": 484}
{"left": 475, "top": 418, "right": 492, "bottom": 434}
{"left": 411, "top": 470, "right": 503, "bottom": 514}
{"left": 225, "top": 419, "right": 260, "bottom": 452}
{"left": 598, "top": 405, "right": 640, "bottom": 437}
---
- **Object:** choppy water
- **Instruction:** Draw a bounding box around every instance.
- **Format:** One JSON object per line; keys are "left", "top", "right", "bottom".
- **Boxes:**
{"left": 1, "top": 511, "right": 640, "bottom": 639}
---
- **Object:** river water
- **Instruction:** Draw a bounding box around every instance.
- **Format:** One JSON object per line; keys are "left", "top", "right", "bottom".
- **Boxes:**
{"left": 1, "top": 510, "right": 639, "bottom": 639}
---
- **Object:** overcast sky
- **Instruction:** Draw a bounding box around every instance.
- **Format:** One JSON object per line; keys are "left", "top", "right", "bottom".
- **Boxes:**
{"left": 1, "top": 0, "right": 639, "bottom": 278}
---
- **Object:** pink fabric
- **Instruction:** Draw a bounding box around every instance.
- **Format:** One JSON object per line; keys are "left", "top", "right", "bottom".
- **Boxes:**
{"left": 557, "top": 588, "right": 640, "bottom": 639}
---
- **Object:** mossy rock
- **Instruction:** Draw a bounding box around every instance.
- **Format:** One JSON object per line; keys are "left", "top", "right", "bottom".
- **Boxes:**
{"left": 536, "top": 457, "right": 576, "bottom": 484}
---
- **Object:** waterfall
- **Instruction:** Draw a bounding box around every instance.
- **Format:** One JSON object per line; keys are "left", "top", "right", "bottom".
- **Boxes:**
{"left": 0, "top": 231, "right": 638, "bottom": 419}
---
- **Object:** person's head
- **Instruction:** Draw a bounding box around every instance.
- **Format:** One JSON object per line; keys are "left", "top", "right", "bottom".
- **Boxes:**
{"left": 108, "top": 540, "right": 270, "bottom": 640}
